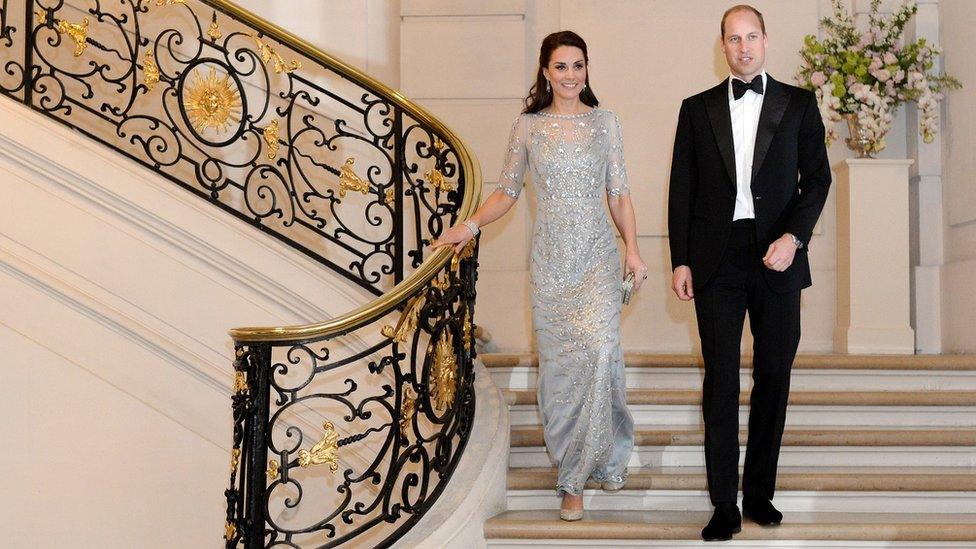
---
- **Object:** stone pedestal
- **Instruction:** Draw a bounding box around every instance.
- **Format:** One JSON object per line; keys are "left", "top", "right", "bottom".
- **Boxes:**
{"left": 835, "top": 159, "right": 916, "bottom": 354}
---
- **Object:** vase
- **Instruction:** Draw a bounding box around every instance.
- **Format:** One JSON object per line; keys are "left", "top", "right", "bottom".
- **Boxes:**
{"left": 845, "top": 114, "right": 886, "bottom": 158}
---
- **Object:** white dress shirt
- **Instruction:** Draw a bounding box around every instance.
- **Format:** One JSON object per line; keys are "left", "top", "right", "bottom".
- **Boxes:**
{"left": 728, "top": 71, "right": 766, "bottom": 221}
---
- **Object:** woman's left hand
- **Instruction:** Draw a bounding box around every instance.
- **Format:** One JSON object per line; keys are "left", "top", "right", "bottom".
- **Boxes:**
{"left": 625, "top": 251, "right": 648, "bottom": 293}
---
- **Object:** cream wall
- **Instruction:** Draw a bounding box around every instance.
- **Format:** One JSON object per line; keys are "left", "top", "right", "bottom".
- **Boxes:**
{"left": 232, "top": 0, "right": 401, "bottom": 87}
{"left": 401, "top": 0, "right": 933, "bottom": 353}
{"left": 941, "top": 0, "right": 976, "bottom": 352}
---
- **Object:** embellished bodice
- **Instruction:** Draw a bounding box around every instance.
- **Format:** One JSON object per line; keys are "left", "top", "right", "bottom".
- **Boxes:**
{"left": 498, "top": 108, "right": 629, "bottom": 207}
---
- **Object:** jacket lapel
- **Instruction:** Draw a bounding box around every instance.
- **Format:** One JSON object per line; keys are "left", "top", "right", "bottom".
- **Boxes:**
{"left": 751, "top": 74, "right": 789, "bottom": 182}
{"left": 703, "top": 79, "right": 736, "bottom": 189}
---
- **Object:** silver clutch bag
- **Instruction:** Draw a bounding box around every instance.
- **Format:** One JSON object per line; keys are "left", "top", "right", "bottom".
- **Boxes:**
{"left": 622, "top": 272, "right": 636, "bottom": 305}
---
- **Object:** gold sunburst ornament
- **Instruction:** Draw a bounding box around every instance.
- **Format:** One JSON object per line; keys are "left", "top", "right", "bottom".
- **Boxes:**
{"left": 182, "top": 67, "right": 242, "bottom": 134}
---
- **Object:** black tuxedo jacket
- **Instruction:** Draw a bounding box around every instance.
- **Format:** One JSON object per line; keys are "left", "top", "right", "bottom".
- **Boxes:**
{"left": 668, "top": 75, "right": 831, "bottom": 293}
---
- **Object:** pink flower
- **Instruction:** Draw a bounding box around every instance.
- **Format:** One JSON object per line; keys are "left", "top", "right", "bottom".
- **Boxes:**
{"left": 883, "top": 52, "right": 898, "bottom": 65}
{"left": 811, "top": 71, "right": 827, "bottom": 86}
{"left": 894, "top": 70, "right": 905, "bottom": 83}
{"left": 875, "top": 69, "right": 891, "bottom": 82}
{"left": 869, "top": 56, "right": 883, "bottom": 71}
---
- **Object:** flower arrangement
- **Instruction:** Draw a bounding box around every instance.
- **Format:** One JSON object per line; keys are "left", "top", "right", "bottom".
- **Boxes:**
{"left": 796, "top": 0, "right": 960, "bottom": 155}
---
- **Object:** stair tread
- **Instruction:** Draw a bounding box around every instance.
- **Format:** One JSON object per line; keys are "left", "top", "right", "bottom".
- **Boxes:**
{"left": 483, "top": 352, "right": 976, "bottom": 371}
{"left": 503, "top": 388, "right": 976, "bottom": 406}
{"left": 509, "top": 425, "right": 976, "bottom": 447}
{"left": 484, "top": 510, "right": 976, "bottom": 541}
{"left": 507, "top": 466, "right": 976, "bottom": 491}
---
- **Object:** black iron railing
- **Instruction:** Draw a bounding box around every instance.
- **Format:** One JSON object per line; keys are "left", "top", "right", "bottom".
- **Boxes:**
{"left": 0, "top": 1, "right": 482, "bottom": 547}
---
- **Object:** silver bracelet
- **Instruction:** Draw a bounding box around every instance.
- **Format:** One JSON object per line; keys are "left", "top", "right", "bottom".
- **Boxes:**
{"left": 462, "top": 219, "right": 480, "bottom": 237}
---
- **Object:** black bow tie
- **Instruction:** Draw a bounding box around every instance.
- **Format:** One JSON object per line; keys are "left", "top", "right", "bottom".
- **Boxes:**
{"left": 732, "top": 76, "right": 764, "bottom": 100}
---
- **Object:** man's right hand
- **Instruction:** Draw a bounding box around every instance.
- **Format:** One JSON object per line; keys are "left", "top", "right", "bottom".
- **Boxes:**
{"left": 672, "top": 266, "right": 694, "bottom": 301}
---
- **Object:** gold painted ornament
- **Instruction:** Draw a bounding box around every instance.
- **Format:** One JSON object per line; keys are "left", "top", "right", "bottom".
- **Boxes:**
{"left": 182, "top": 66, "right": 242, "bottom": 134}
{"left": 298, "top": 421, "right": 339, "bottom": 472}
{"left": 57, "top": 17, "right": 89, "bottom": 57}
{"left": 263, "top": 119, "right": 280, "bottom": 160}
{"left": 431, "top": 331, "right": 457, "bottom": 412}
{"left": 338, "top": 157, "right": 370, "bottom": 197}
{"left": 143, "top": 49, "right": 160, "bottom": 91}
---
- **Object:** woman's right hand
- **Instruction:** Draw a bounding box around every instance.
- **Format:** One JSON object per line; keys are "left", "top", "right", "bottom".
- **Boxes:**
{"left": 431, "top": 223, "right": 476, "bottom": 253}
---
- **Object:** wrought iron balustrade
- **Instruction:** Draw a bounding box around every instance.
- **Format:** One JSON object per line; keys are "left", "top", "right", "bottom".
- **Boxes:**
{"left": 0, "top": 1, "right": 482, "bottom": 547}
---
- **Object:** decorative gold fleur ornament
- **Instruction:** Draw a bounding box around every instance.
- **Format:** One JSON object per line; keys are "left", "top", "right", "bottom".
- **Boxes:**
{"left": 57, "top": 17, "right": 89, "bottom": 57}
{"left": 230, "top": 448, "right": 241, "bottom": 473}
{"left": 381, "top": 294, "right": 426, "bottom": 343}
{"left": 425, "top": 138, "right": 454, "bottom": 193}
{"left": 233, "top": 371, "right": 247, "bottom": 394}
{"left": 207, "top": 13, "right": 223, "bottom": 42}
{"left": 431, "top": 331, "right": 458, "bottom": 412}
{"left": 224, "top": 521, "right": 236, "bottom": 541}
{"left": 143, "top": 49, "right": 159, "bottom": 91}
{"left": 266, "top": 459, "right": 280, "bottom": 480}
{"left": 298, "top": 421, "right": 339, "bottom": 472}
{"left": 263, "top": 119, "right": 280, "bottom": 160}
{"left": 338, "top": 158, "right": 369, "bottom": 197}
{"left": 400, "top": 387, "right": 417, "bottom": 438}
{"left": 182, "top": 67, "right": 242, "bottom": 134}
{"left": 251, "top": 34, "right": 301, "bottom": 74}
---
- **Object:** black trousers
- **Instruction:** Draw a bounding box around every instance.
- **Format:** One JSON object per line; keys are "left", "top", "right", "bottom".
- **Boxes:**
{"left": 693, "top": 219, "right": 801, "bottom": 505}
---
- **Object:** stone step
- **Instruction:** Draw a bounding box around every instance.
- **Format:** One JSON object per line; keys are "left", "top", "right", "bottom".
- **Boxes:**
{"left": 510, "top": 426, "right": 976, "bottom": 448}
{"left": 508, "top": 426, "right": 976, "bottom": 468}
{"left": 504, "top": 467, "right": 976, "bottom": 514}
{"left": 484, "top": 510, "right": 976, "bottom": 546}
{"left": 503, "top": 388, "right": 976, "bottom": 407}
{"left": 507, "top": 467, "right": 976, "bottom": 492}
{"left": 487, "top": 353, "right": 976, "bottom": 391}
{"left": 505, "top": 389, "right": 976, "bottom": 428}
{"left": 484, "top": 353, "right": 976, "bottom": 371}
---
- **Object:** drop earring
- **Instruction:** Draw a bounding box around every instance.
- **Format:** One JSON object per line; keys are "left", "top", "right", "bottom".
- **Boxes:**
{"left": 545, "top": 80, "right": 551, "bottom": 92}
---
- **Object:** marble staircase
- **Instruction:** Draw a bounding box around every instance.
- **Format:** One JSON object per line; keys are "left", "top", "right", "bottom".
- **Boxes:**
{"left": 481, "top": 353, "right": 976, "bottom": 547}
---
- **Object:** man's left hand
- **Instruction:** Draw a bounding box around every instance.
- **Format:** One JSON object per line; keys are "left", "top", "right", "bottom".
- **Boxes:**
{"left": 763, "top": 234, "right": 799, "bottom": 272}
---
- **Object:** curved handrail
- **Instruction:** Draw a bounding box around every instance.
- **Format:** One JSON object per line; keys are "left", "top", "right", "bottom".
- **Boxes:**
{"left": 204, "top": 0, "right": 483, "bottom": 345}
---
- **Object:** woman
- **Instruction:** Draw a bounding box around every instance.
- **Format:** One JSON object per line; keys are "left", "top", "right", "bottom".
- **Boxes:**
{"left": 434, "top": 31, "right": 645, "bottom": 521}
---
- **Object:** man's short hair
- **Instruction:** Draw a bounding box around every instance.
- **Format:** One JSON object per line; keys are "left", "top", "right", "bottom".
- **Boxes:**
{"left": 721, "top": 4, "right": 766, "bottom": 38}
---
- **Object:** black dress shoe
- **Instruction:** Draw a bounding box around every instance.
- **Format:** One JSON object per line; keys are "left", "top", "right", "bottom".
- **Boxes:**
{"left": 701, "top": 504, "right": 742, "bottom": 542}
{"left": 743, "top": 497, "right": 783, "bottom": 526}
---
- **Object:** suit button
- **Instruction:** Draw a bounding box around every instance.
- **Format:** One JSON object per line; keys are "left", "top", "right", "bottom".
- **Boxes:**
{"left": 754, "top": 195, "right": 762, "bottom": 200}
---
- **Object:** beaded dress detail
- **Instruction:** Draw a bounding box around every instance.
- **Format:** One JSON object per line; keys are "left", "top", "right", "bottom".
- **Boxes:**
{"left": 498, "top": 108, "right": 634, "bottom": 495}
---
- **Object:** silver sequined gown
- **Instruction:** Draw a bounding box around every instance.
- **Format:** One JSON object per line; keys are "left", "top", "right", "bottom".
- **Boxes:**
{"left": 498, "top": 108, "right": 634, "bottom": 495}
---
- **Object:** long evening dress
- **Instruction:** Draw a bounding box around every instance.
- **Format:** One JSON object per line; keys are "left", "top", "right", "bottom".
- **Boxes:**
{"left": 497, "top": 108, "right": 635, "bottom": 496}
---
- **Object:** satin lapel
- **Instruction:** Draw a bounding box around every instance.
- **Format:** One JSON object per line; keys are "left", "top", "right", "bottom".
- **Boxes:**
{"left": 703, "top": 79, "right": 736, "bottom": 188}
{"left": 751, "top": 75, "right": 789, "bottom": 182}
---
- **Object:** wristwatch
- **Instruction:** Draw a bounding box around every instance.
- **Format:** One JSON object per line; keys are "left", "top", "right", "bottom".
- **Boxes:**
{"left": 786, "top": 233, "right": 803, "bottom": 249}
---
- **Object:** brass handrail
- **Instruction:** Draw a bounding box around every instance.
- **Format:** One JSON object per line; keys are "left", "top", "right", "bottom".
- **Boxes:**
{"left": 205, "top": 0, "right": 484, "bottom": 344}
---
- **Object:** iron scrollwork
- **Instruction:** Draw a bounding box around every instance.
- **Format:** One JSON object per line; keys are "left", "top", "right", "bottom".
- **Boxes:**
{"left": 0, "top": 0, "right": 466, "bottom": 294}
{"left": 0, "top": 1, "right": 480, "bottom": 547}
{"left": 248, "top": 242, "right": 478, "bottom": 548}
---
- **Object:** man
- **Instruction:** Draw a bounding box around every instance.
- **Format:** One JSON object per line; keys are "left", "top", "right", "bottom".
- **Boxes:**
{"left": 667, "top": 5, "right": 831, "bottom": 542}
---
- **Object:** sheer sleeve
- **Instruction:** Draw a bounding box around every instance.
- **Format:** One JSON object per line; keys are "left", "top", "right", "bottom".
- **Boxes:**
{"left": 605, "top": 112, "right": 630, "bottom": 197}
{"left": 496, "top": 114, "right": 528, "bottom": 199}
